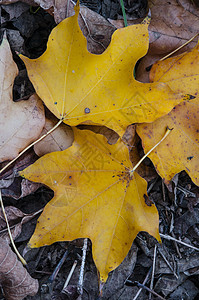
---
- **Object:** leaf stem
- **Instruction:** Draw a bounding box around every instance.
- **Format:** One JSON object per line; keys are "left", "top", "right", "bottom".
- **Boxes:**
{"left": 0, "top": 189, "right": 27, "bottom": 265}
{"left": 119, "top": 0, "right": 128, "bottom": 27}
{"left": 0, "top": 118, "right": 63, "bottom": 176}
{"left": 130, "top": 127, "right": 173, "bottom": 176}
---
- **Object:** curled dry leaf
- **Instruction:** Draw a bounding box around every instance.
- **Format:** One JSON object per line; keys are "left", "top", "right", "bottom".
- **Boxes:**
{"left": 0, "top": 33, "right": 45, "bottom": 163}
{"left": 0, "top": 149, "right": 42, "bottom": 199}
{"left": 0, "top": 206, "right": 42, "bottom": 242}
{"left": 0, "top": 237, "right": 39, "bottom": 300}
{"left": 20, "top": 128, "right": 160, "bottom": 282}
{"left": 34, "top": 117, "right": 74, "bottom": 156}
{"left": 0, "top": 206, "right": 24, "bottom": 242}
{"left": 20, "top": 3, "right": 184, "bottom": 137}
{"left": 137, "top": 43, "right": 199, "bottom": 186}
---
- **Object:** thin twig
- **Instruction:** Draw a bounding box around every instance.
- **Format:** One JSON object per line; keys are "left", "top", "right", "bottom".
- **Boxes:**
{"left": 0, "top": 189, "right": 26, "bottom": 265}
{"left": 160, "top": 33, "right": 199, "bottom": 61}
{"left": 62, "top": 260, "right": 78, "bottom": 292}
{"left": 48, "top": 249, "right": 69, "bottom": 283}
{"left": 157, "top": 245, "right": 178, "bottom": 279}
{"left": 132, "top": 267, "right": 152, "bottom": 300}
{"left": 160, "top": 233, "right": 199, "bottom": 251}
{"left": 171, "top": 231, "right": 182, "bottom": 259}
{"left": 134, "top": 281, "right": 166, "bottom": 300}
{"left": 77, "top": 238, "right": 88, "bottom": 297}
{"left": 149, "top": 244, "right": 157, "bottom": 299}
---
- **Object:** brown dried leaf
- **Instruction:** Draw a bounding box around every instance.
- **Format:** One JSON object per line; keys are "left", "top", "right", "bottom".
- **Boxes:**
{"left": 137, "top": 0, "right": 199, "bottom": 82}
{"left": 110, "top": 0, "right": 199, "bottom": 82}
{"left": 0, "top": 206, "right": 42, "bottom": 242}
{"left": 0, "top": 237, "right": 38, "bottom": 300}
{"left": 0, "top": 33, "right": 45, "bottom": 163}
{"left": 0, "top": 149, "right": 42, "bottom": 199}
{"left": 34, "top": 117, "right": 74, "bottom": 156}
{"left": 31, "top": 0, "right": 116, "bottom": 53}
{"left": 0, "top": 0, "right": 36, "bottom": 4}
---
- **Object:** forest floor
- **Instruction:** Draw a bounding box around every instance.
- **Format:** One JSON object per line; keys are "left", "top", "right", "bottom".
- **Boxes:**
{"left": 0, "top": 0, "right": 199, "bottom": 299}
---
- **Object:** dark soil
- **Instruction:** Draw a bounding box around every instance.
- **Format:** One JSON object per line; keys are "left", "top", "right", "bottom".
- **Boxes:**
{"left": 0, "top": 1, "right": 199, "bottom": 300}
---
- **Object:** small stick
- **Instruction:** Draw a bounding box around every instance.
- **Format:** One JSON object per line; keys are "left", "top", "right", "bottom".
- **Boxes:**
{"left": 147, "top": 177, "right": 158, "bottom": 194}
{"left": 134, "top": 281, "right": 166, "bottom": 300}
{"left": 132, "top": 267, "right": 152, "bottom": 300}
{"left": 77, "top": 238, "right": 88, "bottom": 297}
{"left": 157, "top": 245, "right": 178, "bottom": 279}
{"left": 160, "top": 233, "right": 199, "bottom": 251}
{"left": 0, "top": 118, "right": 63, "bottom": 176}
{"left": 149, "top": 244, "right": 157, "bottom": 299}
{"left": 160, "top": 33, "right": 199, "bottom": 62}
{"left": 0, "top": 189, "right": 26, "bottom": 265}
{"left": 62, "top": 260, "right": 78, "bottom": 292}
{"left": 171, "top": 231, "right": 182, "bottom": 259}
{"left": 48, "top": 249, "right": 69, "bottom": 283}
{"left": 130, "top": 127, "right": 172, "bottom": 176}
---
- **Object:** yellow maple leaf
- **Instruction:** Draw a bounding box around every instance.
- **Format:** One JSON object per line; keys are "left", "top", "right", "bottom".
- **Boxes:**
{"left": 137, "top": 43, "right": 199, "bottom": 186}
{"left": 20, "top": 128, "right": 160, "bottom": 282}
{"left": 20, "top": 3, "right": 184, "bottom": 136}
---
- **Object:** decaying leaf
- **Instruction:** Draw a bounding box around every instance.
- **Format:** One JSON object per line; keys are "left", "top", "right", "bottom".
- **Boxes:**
{"left": 137, "top": 43, "right": 199, "bottom": 186}
{"left": 35, "top": 0, "right": 116, "bottom": 54}
{"left": 138, "top": 0, "right": 199, "bottom": 82}
{"left": 0, "top": 237, "right": 38, "bottom": 300}
{"left": 0, "top": 206, "right": 42, "bottom": 242}
{"left": 2, "top": 0, "right": 116, "bottom": 54}
{"left": 20, "top": 128, "right": 160, "bottom": 282}
{"left": 0, "top": 206, "right": 24, "bottom": 242}
{"left": 0, "top": 0, "right": 35, "bottom": 5}
{"left": 0, "top": 149, "right": 42, "bottom": 199}
{"left": 109, "top": 0, "right": 199, "bottom": 82}
{"left": 148, "top": 0, "right": 199, "bottom": 55}
{"left": 0, "top": 33, "right": 45, "bottom": 162}
{"left": 20, "top": 3, "right": 185, "bottom": 136}
{"left": 34, "top": 116, "right": 74, "bottom": 156}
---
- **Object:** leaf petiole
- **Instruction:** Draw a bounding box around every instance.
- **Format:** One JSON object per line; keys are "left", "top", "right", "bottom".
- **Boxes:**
{"left": 130, "top": 127, "right": 173, "bottom": 176}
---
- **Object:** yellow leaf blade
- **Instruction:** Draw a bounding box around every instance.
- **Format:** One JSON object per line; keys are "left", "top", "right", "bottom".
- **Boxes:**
{"left": 20, "top": 7, "right": 183, "bottom": 136}
{"left": 20, "top": 128, "right": 160, "bottom": 282}
{"left": 137, "top": 44, "right": 199, "bottom": 186}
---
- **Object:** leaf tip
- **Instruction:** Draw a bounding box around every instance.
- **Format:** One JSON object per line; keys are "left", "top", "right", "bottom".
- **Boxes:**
{"left": 74, "top": 0, "right": 80, "bottom": 14}
{"left": 183, "top": 94, "right": 196, "bottom": 101}
{"left": 141, "top": 9, "right": 151, "bottom": 26}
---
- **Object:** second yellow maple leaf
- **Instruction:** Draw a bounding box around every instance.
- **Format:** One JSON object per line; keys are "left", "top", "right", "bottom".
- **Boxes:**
{"left": 20, "top": 128, "right": 160, "bottom": 282}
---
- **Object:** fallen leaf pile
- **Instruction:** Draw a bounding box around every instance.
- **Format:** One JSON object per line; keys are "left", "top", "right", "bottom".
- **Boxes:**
{"left": 0, "top": 0, "right": 198, "bottom": 287}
